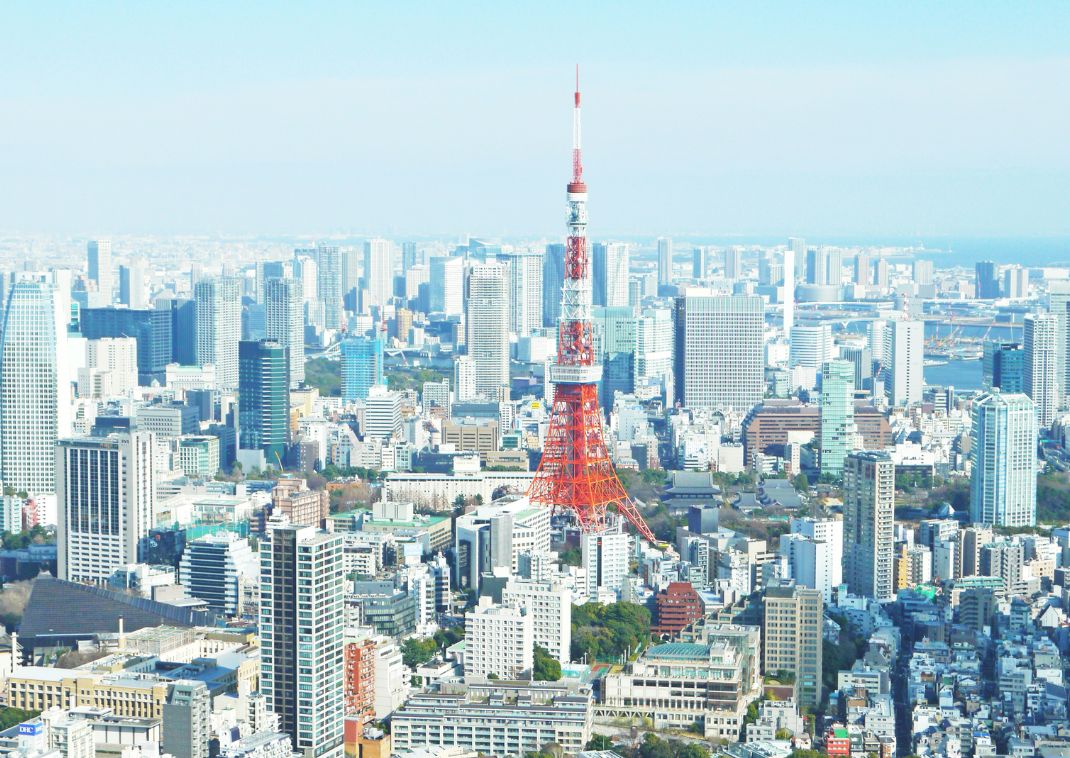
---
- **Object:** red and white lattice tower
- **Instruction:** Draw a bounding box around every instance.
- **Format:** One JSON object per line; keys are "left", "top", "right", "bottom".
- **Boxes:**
{"left": 527, "top": 69, "right": 657, "bottom": 544}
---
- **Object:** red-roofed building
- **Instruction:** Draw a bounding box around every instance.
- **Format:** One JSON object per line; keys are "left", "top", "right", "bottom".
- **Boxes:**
{"left": 652, "top": 581, "right": 704, "bottom": 638}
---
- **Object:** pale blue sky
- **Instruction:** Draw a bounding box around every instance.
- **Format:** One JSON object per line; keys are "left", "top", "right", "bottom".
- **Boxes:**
{"left": 1, "top": 2, "right": 1068, "bottom": 237}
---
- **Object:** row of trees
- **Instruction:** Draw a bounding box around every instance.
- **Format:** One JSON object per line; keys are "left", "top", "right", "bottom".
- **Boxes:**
{"left": 571, "top": 601, "right": 652, "bottom": 663}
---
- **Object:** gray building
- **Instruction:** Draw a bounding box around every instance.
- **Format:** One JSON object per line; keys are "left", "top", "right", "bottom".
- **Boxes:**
{"left": 162, "top": 681, "right": 211, "bottom": 758}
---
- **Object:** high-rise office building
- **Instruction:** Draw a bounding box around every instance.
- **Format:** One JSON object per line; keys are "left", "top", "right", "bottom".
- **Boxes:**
{"left": 179, "top": 531, "right": 258, "bottom": 616}
{"left": 673, "top": 294, "right": 764, "bottom": 411}
{"left": 592, "top": 242, "right": 629, "bottom": 308}
{"left": 657, "top": 237, "right": 673, "bottom": 288}
{"left": 975, "top": 260, "right": 999, "bottom": 299}
{"left": 691, "top": 246, "right": 707, "bottom": 279}
{"left": 87, "top": 239, "right": 113, "bottom": 304}
{"left": 315, "top": 243, "right": 344, "bottom": 329}
{"left": 789, "top": 324, "right": 833, "bottom": 369}
{"left": 464, "top": 597, "right": 534, "bottom": 680}
{"left": 1025, "top": 312, "right": 1061, "bottom": 427}
{"left": 723, "top": 247, "right": 742, "bottom": 280}
{"left": 1, "top": 281, "right": 58, "bottom": 494}
{"left": 340, "top": 335, "right": 384, "bottom": 402}
{"left": 853, "top": 250, "right": 871, "bottom": 286}
{"left": 264, "top": 277, "right": 304, "bottom": 389}
{"left": 885, "top": 319, "right": 923, "bottom": 407}
{"left": 429, "top": 255, "right": 464, "bottom": 318}
{"left": 364, "top": 385, "right": 402, "bottom": 441}
{"left": 363, "top": 238, "right": 394, "bottom": 314}
{"left": 969, "top": 392, "right": 1037, "bottom": 527}
{"left": 194, "top": 276, "right": 241, "bottom": 389}
{"left": 401, "top": 241, "right": 418, "bottom": 271}
{"left": 82, "top": 306, "right": 174, "bottom": 385}
{"left": 260, "top": 523, "right": 345, "bottom": 757}
{"left": 784, "top": 238, "right": 801, "bottom": 335}
{"left": 871, "top": 258, "right": 889, "bottom": 290}
{"left": 843, "top": 451, "right": 895, "bottom": 602}
{"left": 118, "top": 258, "right": 148, "bottom": 309}
{"left": 635, "top": 307, "right": 675, "bottom": 404}
{"left": 465, "top": 262, "right": 509, "bottom": 401}
{"left": 763, "top": 581, "right": 823, "bottom": 708}
{"left": 819, "top": 360, "right": 857, "bottom": 478}
{"left": 912, "top": 259, "right": 934, "bottom": 287}
{"left": 1004, "top": 266, "right": 1029, "bottom": 299}
{"left": 805, "top": 247, "right": 841, "bottom": 286}
{"left": 498, "top": 249, "right": 544, "bottom": 335}
{"left": 983, "top": 340, "right": 1025, "bottom": 393}
{"left": 237, "top": 340, "right": 289, "bottom": 468}
{"left": 542, "top": 243, "right": 566, "bottom": 328}
{"left": 56, "top": 431, "right": 156, "bottom": 583}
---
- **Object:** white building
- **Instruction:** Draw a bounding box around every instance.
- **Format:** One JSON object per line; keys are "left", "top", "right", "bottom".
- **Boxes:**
{"left": 179, "top": 532, "right": 258, "bottom": 616}
{"left": 453, "top": 356, "right": 476, "bottom": 404}
{"left": 788, "top": 517, "right": 843, "bottom": 602}
{"left": 843, "top": 451, "right": 895, "bottom": 602}
{"left": 264, "top": 277, "right": 304, "bottom": 389}
{"left": 194, "top": 276, "right": 242, "bottom": 390}
{"left": 464, "top": 597, "right": 534, "bottom": 680}
{"left": 373, "top": 635, "right": 411, "bottom": 720}
{"left": 56, "top": 431, "right": 156, "bottom": 583}
{"left": 970, "top": 392, "right": 1037, "bottom": 527}
{"left": 364, "top": 386, "right": 402, "bottom": 442}
{"left": 363, "top": 238, "right": 394, "bottom": 313}
{"left": 430, "top": 256, "right": 464, "bottom": 317}
{"left": 465, "top": 263, "right": 509, "bottom": 400}
{"left": 581, "top": 527, "right": 630, "bottom": 600}
{"left": 87, "top": 239, "right": 113, "bottom": 303}
{"left": 594, "top": 242, "right": 630, "bottom": 308}
{"left": 0, "top": 280, "right": 59, "bottom": 495}
{"left": 498, "top": 249, "right": 543, "bottom": 337}
{"left": 1025, "top": 312, "right": 1061, "bottom": 427}
{"left": 884, "top": 319, "right": 923, "bottom": 407}
{"left": 789, "top": 324, "right": 833, "bottom": 369}
{"left": 80, "top": 337, "right": 138, "bottom": 399}
{"left": 502, "top": 579, "right": 571, "bottom": 664}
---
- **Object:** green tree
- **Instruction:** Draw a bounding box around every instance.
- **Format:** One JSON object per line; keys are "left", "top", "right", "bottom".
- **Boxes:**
{"left": 0, "top": 707, "right": 39, "bottom": 730}
{"left": 585, "top": 735, "right": 614, "bottom": 751}
{"left": 401, "top": 637, "right": 439, "bottom": 668}
{"left": 637, "top": 733, "right": 673, "bottom": 758}
{"left": 570, "top": 601, "right": 652, "bottom": 662}
{"left": 792, "top": 473, "right": 810, "bottom": 492}
{"left": 304, "top": 357, "right": 341, "bottom": 397}
{"left": 533, "top": 645, "right": 562, "bottom": 681}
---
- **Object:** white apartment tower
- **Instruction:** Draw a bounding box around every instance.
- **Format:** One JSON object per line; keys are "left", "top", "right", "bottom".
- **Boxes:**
{"left": 264, "top": 276, "right": 305, "bottom": 389}
{"left": 970, "top": 392, "right": 1037, "bottom": 527}
{"left": 884, "top": 319, "right": 923, "bottom": 407}
{"left": 498, "top": 249, "right": 544, "bottom": 336}
{"left": 56, "top": 431, "right": 156, "bottom": 583}
{"left": 453, "top": 355, "right": 476, "bottom": 403}
{"left": 657, "top": 237, "right": 673, "bottom": 288}
{"left": 502, "top": 578, "right": 572, "bottom": 664}
{"left": 260, "top": 523, "right": 345, "bottom": 757}
{"left": 464, "top": 596, "right": 535, "bottom": 680}
{"left": 194, "top": 276, "right": 242, "bottom": 390}
{"left": 0, "top": 280, "right": 59, "bottom": 495}
{"left": 1025, "top": 312, "right": 1061, "bottom": 427}
{"left": 430, "top": 256, "right": 464, "bottom": 317}
{"left": 363, "top": 238, "right": 394, "bottom": 313}
{"left": 465, "top": 263, "right": 509, "bottom": 401}
{"left": 593, "top": 242, "right": 630, "bottom": 308}
{"left": 582, "top": 527, "right": 630, "bottom": 600}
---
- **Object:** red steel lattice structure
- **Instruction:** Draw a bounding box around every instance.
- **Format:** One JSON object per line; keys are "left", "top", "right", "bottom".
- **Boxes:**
{"left": 527, "top": 69, "right": 656, "bottom": 544}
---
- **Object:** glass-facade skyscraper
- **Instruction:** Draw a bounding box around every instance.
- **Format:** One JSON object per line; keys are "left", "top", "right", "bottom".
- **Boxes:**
{"left": 819, "top": 359, "right": 856, "bottom": 478}
{"left": 238, "top": 339, "right": 289, "bottom": 468}
{"left": 341, "top": 335, "right": 384, "bottom": 402}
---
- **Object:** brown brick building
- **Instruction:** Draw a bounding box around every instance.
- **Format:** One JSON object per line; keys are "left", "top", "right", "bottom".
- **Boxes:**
{"left": 743, "top": 400, "right": 891, "bottom": 464}
{"left": 652, "top": 581, "right": 705, "bottom": 639}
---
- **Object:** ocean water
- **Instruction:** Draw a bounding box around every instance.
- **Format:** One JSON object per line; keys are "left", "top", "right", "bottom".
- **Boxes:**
{"left": 924, "top": 358, "right": 983, "bottom": 391}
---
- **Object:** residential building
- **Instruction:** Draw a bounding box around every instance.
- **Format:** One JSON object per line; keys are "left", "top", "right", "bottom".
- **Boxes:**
{"left": 194, "top": 276, "right": 242, "bottom": 389}
{"left": 884, "top": 319, "right": 923, "bottom": 407}
{"left": 363, "top": 239, "right": 394, "bottom": 313}
{"left": 593, "top": 242, "right": 630, "bottom": 308}
{"left": 763, "top": 581, "right": 824, "bottom": 707}
{"left": 581, "top": 528, "right": 629, "bottom": 599}
{"left": 465, "top": 263, "right": 509, "bottom": 400}
{"left": 502, "top": 578, "right": 572, "bottom": 664}
{"left": 1025, "top": 312, "right": 1061, "bottom": 426}
{"left": 497, "top": 249, "right": 543, "bottom": 336}
{"left": 843, "top": 451, "right": 895, "bottom": 602}
{"left": 259, "top": 523, "right": 345, "bottom": 757}
{"left": 271, "top": 479, "right": 329, "bottom": 529}
{"left": 652, "top": 582, "right": 705, "bottom": 639}
{"left": 56, "top": 431, "right": 156, "bottom": 583}
{"left": 343, "top": 633, "right": 376, "bottom": 723}
{"left": 161, "top": 681, "right": 211, "bottom": 758}
{"left": 264, "top": 277, "right": 305, "bottom": 389}
{"left": 464, "top": 597, "right": 534, "bottom": 680}
{"left": 657, "top": 237, "right": 673, "bottom": 288}
{"left": 969, "top": 392, "right": 1037, "bottom": 527}
{"left": 315, "top": 243, "right": 344, "bottom": 329}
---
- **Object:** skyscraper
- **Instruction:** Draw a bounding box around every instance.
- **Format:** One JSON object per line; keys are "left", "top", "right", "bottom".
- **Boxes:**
{"left": 592, "top": 242, "right": 629, "bottom": 308}
{"left": 56, "top": 430, "right": 156, "bottom": 583}
{"left": 315, "top": 243, "right": 344, "bottom": 329}
{"left": 692, "top": 246, "right": 708, "bottom": 279}
{"left": 118, "top": 258, "right": 148, "bottom": 309}
{"left": 1025, "top": 312, "right": 1061, "bottom": 426}
{"left": 970, "top": 392, "right": 1037, "bottom": 527}
{"left": 264, "top": 277, "right": 304, "bottom": 389}
{"left": 0, "top": 281, "right": 58, "bottom": 494}
{"left": 843, "top": 451, "right": 895, "bottom": 602}
{"left": 178, "top": 531, "right": 258, "bottom": 616}
{"left": 542, "top": 243, "right": 566, "bottom": 328}
{"left": 819, "top": 360, "right": 857, "bottom": 478}
{"left": 194, "top": 276, "right": 242, "bottom": 389}
{"left": 784, "top": 238, "right": 801, "bottom": 335}
{"left": 673, "top": 294, "right": 764, "bottom": 411}
{"left": 853, "top": 250, "right": 872, "bottom": 286}
{"left": 260, "top": 523, "right": 345, "bottom": 757}
{"left": 657, "top": 237, "right": 673, "bottom": 289}
{"left": 453, "top": 354, "right": 476, "bottom": 403}
{"left": 975, "top": 260, "right": 999, "bottom": 299}
{"left": 913, "top": 259, "right": 934, "bottom": 286}
{"left": 429, "top": 255, "right": 464, "bottom": 317}
{"left": 723, "top": 246, "right": 742, "bottom": 280}
{"left": 982, "top": 340, "right": 1025, "bottom": 393}
{"left": 498, "top": 249, "right": 544, "bottom": 335}
{"left": 340, "top": 335, "right": 384, "bottom": 402}
{"left": 82, "top": 306, "right": 174, "bottom": 385}
{"left": 789, "top": 324, "right": 833, "bottom": 369}
{"left": 465, "top": 262, "right": 509, "bottom": 400}
{"left": 161, "top": 681, "right": 211, "bottom": 758}
{"left": 87, "top": 239, "right": 113, "bottom": 304}
{"left": 237, "top": 340, "right": 289, "bottom": 469}
{"left": 885, "top": 319, "right": 923, "bottom": 407}
{"left": 363, "top": 238, "right": 394, "bottom": 314}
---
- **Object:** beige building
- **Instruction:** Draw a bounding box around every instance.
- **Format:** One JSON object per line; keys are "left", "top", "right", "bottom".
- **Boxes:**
{"left": 763, "top": 581, "right": 824, "bottom": 708}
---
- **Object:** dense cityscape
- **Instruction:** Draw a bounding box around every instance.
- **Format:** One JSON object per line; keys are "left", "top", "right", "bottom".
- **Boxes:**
{"left": 2, "top": 5, "right": 1069, "bottom": 758}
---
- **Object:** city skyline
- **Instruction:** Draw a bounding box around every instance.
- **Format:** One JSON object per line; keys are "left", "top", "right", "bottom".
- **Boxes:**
{"left": 2, "top": 3, "right": 1068, "bottom": 237}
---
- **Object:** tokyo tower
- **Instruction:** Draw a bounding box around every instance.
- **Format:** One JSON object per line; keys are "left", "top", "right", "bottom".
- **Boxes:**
{"left": 527, "top": 69, "right": 657, "bottom": 544}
